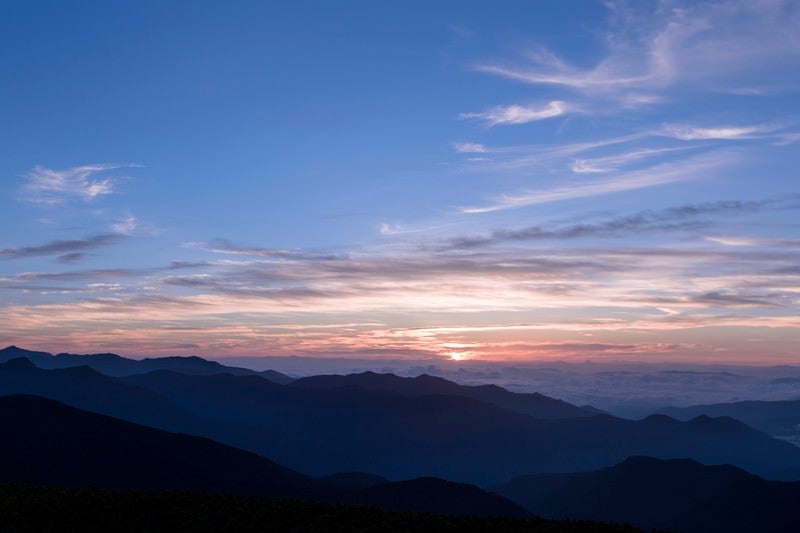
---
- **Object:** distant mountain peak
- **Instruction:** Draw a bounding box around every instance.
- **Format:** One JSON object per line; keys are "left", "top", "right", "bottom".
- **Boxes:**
{"left": 1, "top": 357, "right": 38, "bottom": 370}
{"left": 0, "top": 346, "right": 50, "bottom": 356}
{"left": 641, "top": 413, "right": 676, "bottom": 423}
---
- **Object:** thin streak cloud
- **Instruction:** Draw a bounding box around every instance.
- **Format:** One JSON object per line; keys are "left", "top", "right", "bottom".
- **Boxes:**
{"left": 459, "top": 101, "right": 567, "bottom": 126}
{"left": 184, "top": 239, "right": 341, "bottom": 261}
{"left": 660, "top": 123, "right": 789, "bottom": 141}
{"left": 445, "top": 197, "right": 779, "bottom": 250}
{"left": 461, "top": 151, "right": 733, "bottom": 214}
{"left": 0, "top": 234, "right": 125, "bottom": 260}
{"left": 452, "top": 142, "right": 488, "bottom": 153}
{"left": 569, "top": 146, "right": 698, "bottom": 174}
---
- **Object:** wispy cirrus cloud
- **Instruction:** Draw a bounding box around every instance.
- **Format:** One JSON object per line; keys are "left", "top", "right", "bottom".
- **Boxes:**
{"left": 660, "top": 123, "right": 791, "bottom": 141}
{"left": 445, "top": 197, "right": 781, "bottom": 249}
{"left": 568, "top": 146, "right": 697, "bottom": 174}
{"left": 452, "top": 142, "right": 488, "bottom": 153}
{"left": 459, "top": 101, "right": 567, "bottom": 126}
{"left": 184, "top": 239, "right": 341, "bottom": 261}
{"left": 705, "top": 235, "right": 800, "bottom": 248}
{"left": 112, "top": 214, "right": 138, "bottom": 235}
{"left": 460, "top": 150, "right": 733, "bottom": 214}
{"left": 0, "top": 234, "right": 125, "bottom": 261}
{"left": 18, "top": 163, "right": 140, "bottom": 205}
{"left": 469, "top": 1, "right": 800, "bottom": 117}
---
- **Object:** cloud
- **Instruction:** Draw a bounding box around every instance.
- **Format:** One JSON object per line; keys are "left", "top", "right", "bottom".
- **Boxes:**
{"left": 0, "top": 234, "right": 124, "bottom": 260}
{"left": 660, "top": 124, "right": 784, "bottom": 141}
{"left": 445, "top": 197, "right": 777, "bottom": 249}
{"left": 705, "top": 236, "right": 760, "bottom": 247}
{"left": 184, "top": 239, "right": 340, "bottom": 261}
{"left": 461, "top": 151, "right": 732, "bottom": 213}
{"left": 459, "top": 101, "right": 567, "bottom": 126}
{"left": 18, "top": 163, "right": 139, "bottom": 205}
{"left": 112, "top": 214, "right": 138, "bottom": 235}
{"left": 2, "top": 221, "right": 798, "bottom": 360}
{"left": 689, "top": 291, "right": 784, "bottom": 309}
{"left": 380, "top": 223, "right": 409, "bottom": 236}
{"left": 452, "top": 133, "right": 651, "bottom": 176}
{"left": 474, "top": 63, "right": 651, "bottom": 92}
{"left": 452, "top": 142, "right": 488, "bottom": 153}
{"left": 569, "top": 146, "right": 697, "bottom": 174}
{"left": 705, "top": 235, "right": 800, "bottom": 247}
{"left": 7, "top": 268, "right": 141, "bottom": 282}
{"left": 56, "top": 253, "right": 86, "bottom": 263}
{"left": 472, "top": 1, "right": 800, "bottom": 107}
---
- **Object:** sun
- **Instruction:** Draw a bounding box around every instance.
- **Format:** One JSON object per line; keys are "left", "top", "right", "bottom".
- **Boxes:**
{"left": 446, "top": 351, "right": 468, "bottom": 361}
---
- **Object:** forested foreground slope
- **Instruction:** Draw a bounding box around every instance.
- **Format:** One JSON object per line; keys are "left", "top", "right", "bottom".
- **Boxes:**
{"left": 0, "top": 484, "right": 663, "bottom": 533}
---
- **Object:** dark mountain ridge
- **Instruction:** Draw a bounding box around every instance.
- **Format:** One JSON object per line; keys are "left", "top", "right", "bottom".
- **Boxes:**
{"left": 0, "top": 393, "right": 307, "bottom": 494}
{"left": 4, "top": 354, "right": 800, "bottom": 486}
{"left": 0, "top": 394, "right": 529, "bottom": 518}
{"left": 123, "top": 368, "right": 800, "bottom": 484}
{"left": 0, "top": 345, "right": 293, "bottom": 383}
{"left": 657, "top": 399, "right": 800, "bottom": 437}
{"left": 494, "top": 456, "right": 800, "bottom": 533}
{"left": 292, "top": 370, "right": 596, "bottom": 419}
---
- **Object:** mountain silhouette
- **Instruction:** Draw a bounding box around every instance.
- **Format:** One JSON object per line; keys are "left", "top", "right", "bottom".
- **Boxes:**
{"left": 0, "top": 357, "right": 201, "bottom": 431}
{"left": 292, "top": 370, "right": 595, "bottom": 418}
{"left": 5, "top": 354, "right": 800, "bottom": 486}
{"left": 341, "top": 477, "right": 531, "bottom": 517}
{"left": 494, "top": 456, "right": 800, "bottom": 532}
{"left": 0, "top": 393, "right": 308, "bottom": 494}
{"left": 657, "top": 399, "right": 800, "bottom": 438}
{"left": 0, "top": 394, "right": 529, "bottom": 518}
{"left": 123, "top": 369, "right": 800, "bottom": 484}
{"left": 0, "top": 345, "right": 292, "bottom": 383}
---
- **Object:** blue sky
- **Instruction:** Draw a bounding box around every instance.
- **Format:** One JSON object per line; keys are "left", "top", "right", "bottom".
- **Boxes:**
{"left": 1, "top": 0, "right": 799, "bottom": 362}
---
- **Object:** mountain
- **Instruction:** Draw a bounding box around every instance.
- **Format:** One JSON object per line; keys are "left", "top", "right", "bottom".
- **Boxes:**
{"left": 291, "top": 371, "right": 595, "bottom": 419}
{"left": 0, "top": 393, "right": 308, "bottom": 494}
{"left": 0, "top": 358, "right": 201, "bottom": 431}
{"left": 0, "top": 394, "right": 529, "bottom": 518}
{"left": 657, "top": 399, "right": 800, "bottom": 439}
{"left": 123, "top": 369, "right": 800, "bottom": 484}
{"left": 494, "top": 456, "right": 800, "bottom": 533}
{"left": 340, "top": 477, "right": 531, "bottom": 517}
{"left": 0, "top": 345, "right": 293, "bottom": 383}
{"left": 5, "top": 356, "right": 799, "bottom": 487}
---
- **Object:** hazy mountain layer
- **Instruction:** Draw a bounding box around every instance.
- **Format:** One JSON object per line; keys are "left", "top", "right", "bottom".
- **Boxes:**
{"left": 292, "top": 371, "right": 596, "bottom": 419}
{"left": 0, "top": 394, "right": 528, "bottom": 518}
{"left": 0, "top": 345, "right": 292, "bottom": 383}
{"left": 4, "top": 353, "right": 800, "bottom": 486}
{"left": 657, "top": 399, "right": 800, "bottom": 440}
{"left": 124, "top": 368, "right": 800, "bottom": 484}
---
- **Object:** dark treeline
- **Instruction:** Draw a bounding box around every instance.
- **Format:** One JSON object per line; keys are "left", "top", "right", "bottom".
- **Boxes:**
{"left": 0, "top": 484, "right": 661, "bottom": 533}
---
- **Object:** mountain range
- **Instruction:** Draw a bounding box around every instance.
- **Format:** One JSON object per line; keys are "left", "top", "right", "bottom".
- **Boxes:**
{"left": 657, "top": 399, "right": 800, "bottom": 440}
{"left": 0, "top": 345, "right": 293, "bottom": 383}
{"left": 495, "top": 456, "right": 800, "bottom": 532}
{"left": 1, "top": 349, "right": 799, "bottom": 485}
{"left": 0, "top": 393, "right": 529, "bottom": 518}
{"left": 6, "top": 344, "right": 800, "bottom": 531}
{"left": 291, "top": 371, "right": 598, "bottom": 419}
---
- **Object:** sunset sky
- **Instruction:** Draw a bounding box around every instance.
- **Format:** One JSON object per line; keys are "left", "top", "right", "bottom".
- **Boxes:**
{"left": 1, "top": 1, "right": 798, "bottom": 363}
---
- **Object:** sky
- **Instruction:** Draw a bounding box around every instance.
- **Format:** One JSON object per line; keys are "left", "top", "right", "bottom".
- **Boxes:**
{"left": 1, "top": 0, "right": 799, "bottom": 363}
